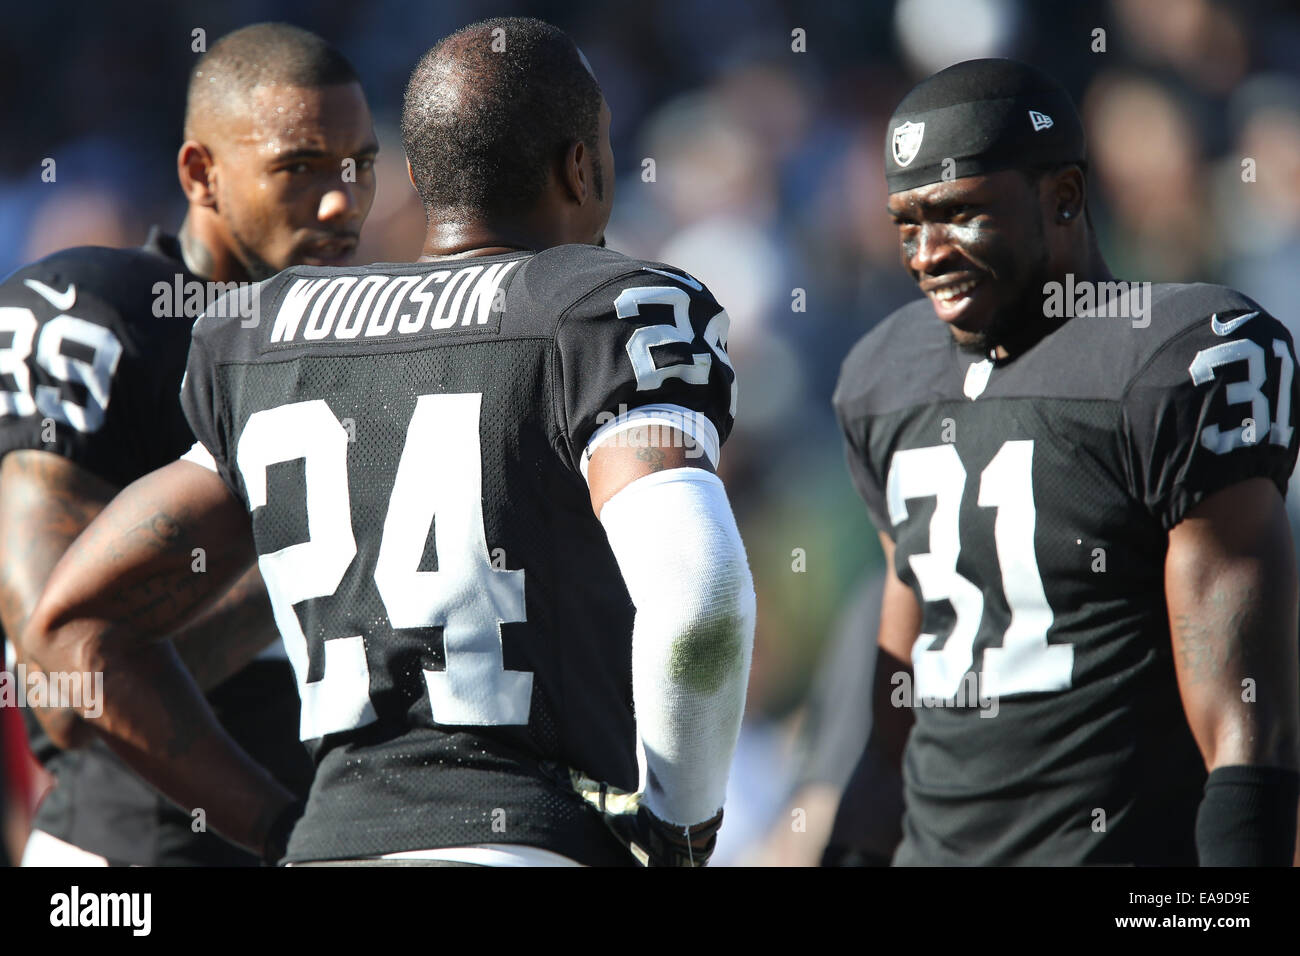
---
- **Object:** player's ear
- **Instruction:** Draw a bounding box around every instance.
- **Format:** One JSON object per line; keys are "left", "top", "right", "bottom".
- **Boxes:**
{"left": 561, "top": 139, "right": 589, "bottom": 206}
{"left": 1050, "top": 165, "right": 1085, "bottom": 226}
{"left": 178, "top": 140, "right": 218, "bottom": 208}
{"left": 407, "top": 157, "right": 418, "bottom": 193}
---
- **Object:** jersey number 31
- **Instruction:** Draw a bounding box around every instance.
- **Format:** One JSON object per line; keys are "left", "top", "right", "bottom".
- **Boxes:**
{"left": 886, "top": 440, "right": 1071, "bottom": 701}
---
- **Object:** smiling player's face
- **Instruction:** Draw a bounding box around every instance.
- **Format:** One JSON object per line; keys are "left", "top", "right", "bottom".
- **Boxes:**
{"left": 887, "top": 169, "right": 1050, "bottom": 353}
{"left": 213, "top": 82, "right": 378, "bottom": 278}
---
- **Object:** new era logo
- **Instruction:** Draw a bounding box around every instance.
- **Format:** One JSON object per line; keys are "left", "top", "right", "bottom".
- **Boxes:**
{"left": 1028, "top": 110, "right": 1053, "bottom": 132}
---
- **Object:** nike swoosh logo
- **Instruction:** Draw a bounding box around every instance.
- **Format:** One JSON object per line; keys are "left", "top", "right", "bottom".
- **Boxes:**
{"left": 641, "top": 267, "right": 703, "bottom": 291}
{"left": 24, "top": 279, "right": 76, "bottom": 312}
{"left": 1210, "top": 310, "right": 1259, "bottom": 336}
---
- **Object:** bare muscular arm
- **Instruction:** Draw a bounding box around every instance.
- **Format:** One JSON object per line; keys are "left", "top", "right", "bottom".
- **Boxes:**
{"left": 1166, "top": 478, "right": 1300, "bottom": 864}
{"left": 1, "top": 450, "right": 280, "bottom": 743}
{"left": 1167, "top": 479, "right": 1299, "bottom": 772}
{"left": 830, "top": 531, "right": 921, "bottom": 865}
{"left": 22, "top": 460, "right": 295, "bottom": 856}
{"left": 874, "top": 531, "right": 922, "bottom": 771}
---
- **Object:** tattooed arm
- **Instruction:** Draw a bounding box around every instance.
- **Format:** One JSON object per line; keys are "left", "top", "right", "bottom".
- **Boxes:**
{"left": 0, "top": 450, "right": 279, "bottom": 742}
{"left": 1, "top": 451, "right": 119, "bottom": 746}
{"left": 22, "top": 459, "right": 296, "bottom": 856}
{"left": 168, "top": 562, "right": 279, "bottom": 692}
{"left": 1166, "top": 477, "right": 1300, "bottom": 864}
{"left": 586, "top": 425, "right": 711, "bottom": 514}
{"left": 0, "top": 450, "right": 116, "bottom": 643}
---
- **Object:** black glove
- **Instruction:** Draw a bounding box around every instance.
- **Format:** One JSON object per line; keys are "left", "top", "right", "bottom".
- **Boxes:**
{"left": 606, "top": 802, "right": 723, "bottom": 867}
{"left": 556, "top": 765, "right": 723, "bottom": 866}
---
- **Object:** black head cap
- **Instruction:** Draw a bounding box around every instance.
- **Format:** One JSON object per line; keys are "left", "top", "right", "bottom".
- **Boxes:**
{"left": 885, "top": 58, "right": 1086, "bottom": 193}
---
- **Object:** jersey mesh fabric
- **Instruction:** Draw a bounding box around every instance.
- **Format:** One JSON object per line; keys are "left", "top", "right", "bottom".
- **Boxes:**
{"left": 183, "top": 246, "right": 736, "bottom": 864}
{"left": 834, "top": 283, "right": 1299, "bottom": 864}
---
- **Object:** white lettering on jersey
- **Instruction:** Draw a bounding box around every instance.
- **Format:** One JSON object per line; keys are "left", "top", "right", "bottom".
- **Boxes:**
{"left": 270, "top": 261, "right": 520, "bottom": 344}
{"left": 270, "top": 278, "right": 330, "bottom": 343}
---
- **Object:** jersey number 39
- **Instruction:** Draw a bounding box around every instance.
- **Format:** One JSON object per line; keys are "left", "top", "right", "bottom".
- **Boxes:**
{"left": 0, "top": 306, "right": 123, "bottom": 432}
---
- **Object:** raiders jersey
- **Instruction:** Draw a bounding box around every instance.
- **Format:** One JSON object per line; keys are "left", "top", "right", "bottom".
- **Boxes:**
{"left": 833, "top": 283, "right": 1299, "bottom": 865}
{"left": 0, "top": 229, "right": 312, "bottom": 865}
{"left": 180, "top": 244, "right": 737, "bottom": 865}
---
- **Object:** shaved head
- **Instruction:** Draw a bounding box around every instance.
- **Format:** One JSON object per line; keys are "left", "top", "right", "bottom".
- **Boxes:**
{"left": 177, "top": 22, "right": 375, "bottom": 282}
{"left": 400, "top": 17, "right": 603, "bottom": 220}
{"left": 185, "top": 22, "right": 361, "bottom": 144}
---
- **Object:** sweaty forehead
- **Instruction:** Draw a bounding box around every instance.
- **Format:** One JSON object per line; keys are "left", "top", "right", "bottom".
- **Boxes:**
{"left": 887, "top": 170, "right": 1026, "bottom": 212}
{"left": 221, "top": 83, "right": 371, "bottom": 156}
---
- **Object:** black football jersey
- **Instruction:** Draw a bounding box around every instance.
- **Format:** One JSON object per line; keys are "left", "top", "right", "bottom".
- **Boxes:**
{"left": 0, "top": 230, "right": 194, "bottom": 483}
{"left": 833, "top": 283, "right": 1299, "bottom": 865}
{"left": 0, "top": 229, "right": 312, "bottom": 865}
{"left": 180, "top": 244, "right": 738, "bottom": 864}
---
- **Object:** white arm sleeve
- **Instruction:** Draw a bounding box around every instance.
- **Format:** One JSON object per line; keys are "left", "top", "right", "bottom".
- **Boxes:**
{"left": 580, "top": 403, "right": 720, "bottom": 480}
{"left": 598, "top": 467, "right": 756, "bottom": 826}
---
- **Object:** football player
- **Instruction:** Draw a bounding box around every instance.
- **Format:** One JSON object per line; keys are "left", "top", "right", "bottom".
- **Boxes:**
{"left": 832, "top": 59, "right": 1299, "bottom": 865}
{"left": 0, "top": 22, "right": 377, "bottom": 865}
{"left": 23, "top": 17, "right": 755, "bottom": 867}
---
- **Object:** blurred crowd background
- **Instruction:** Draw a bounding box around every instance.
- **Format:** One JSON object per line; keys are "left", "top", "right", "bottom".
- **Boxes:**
{"left": 2, "top": 0, "right": 1299, "bottom": 865}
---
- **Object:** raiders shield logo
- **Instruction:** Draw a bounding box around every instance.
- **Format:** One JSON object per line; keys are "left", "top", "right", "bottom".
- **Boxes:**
{"left": 963, "top": 357, "right": 994, "bottom": 400}
{"left": 892, "top": 121, "right": 925, "bottom": 167}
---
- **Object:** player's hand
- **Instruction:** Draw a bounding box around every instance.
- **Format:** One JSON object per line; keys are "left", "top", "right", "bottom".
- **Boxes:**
{"left": 558, "top": 766, "right": 723, "bottom": 866}
{"left": 607, "top": 802, "right": 723, "bottom": 867}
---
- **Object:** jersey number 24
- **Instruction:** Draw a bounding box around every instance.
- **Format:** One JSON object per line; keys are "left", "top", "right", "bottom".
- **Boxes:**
{"left": 236, "top": 393, "right": 529, "bottom": 740}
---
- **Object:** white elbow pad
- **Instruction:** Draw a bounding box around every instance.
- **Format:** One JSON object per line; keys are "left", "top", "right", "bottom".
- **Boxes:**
{"left": 599, "top": 467, "right": 756, "bottom": 826}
